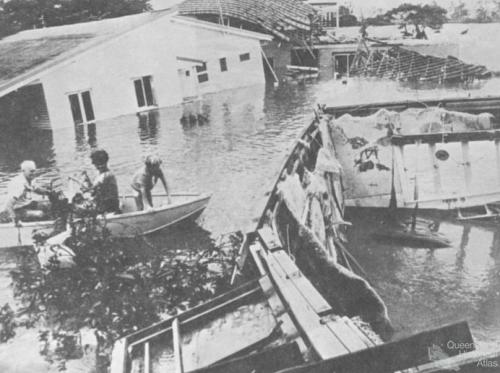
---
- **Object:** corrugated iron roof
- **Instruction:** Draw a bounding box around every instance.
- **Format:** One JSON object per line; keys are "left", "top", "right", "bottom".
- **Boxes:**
{"left": 178, "top": 0, "right": 316, "bottom": 41}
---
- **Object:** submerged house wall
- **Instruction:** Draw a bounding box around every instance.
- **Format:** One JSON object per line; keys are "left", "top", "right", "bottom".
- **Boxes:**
{"left": 40, "top": 17, "right": 269, "bottom": 129}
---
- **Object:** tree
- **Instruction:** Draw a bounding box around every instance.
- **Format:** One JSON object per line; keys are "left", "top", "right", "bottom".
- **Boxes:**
{"left": 475, "top": 4, "right": 493, "bottom": 22}
{"left": 366, "top": 13, "right": 392, "bottom": 26}
{"left": 0, "top": 0, "right": 151, "bottom": 38}
{"left": 338, "top": 5, "right": 359, "bottom": 26}
{"left": 384, "top": 3, "right": 448, "bottom": 38}
{"left": 450, "top": 1, "right": 469, "bottom": 22}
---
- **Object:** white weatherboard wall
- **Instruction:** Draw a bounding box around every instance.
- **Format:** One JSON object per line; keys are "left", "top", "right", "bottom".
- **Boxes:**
{"left": 41, "top": 16, "right": 267, "bottom": 129}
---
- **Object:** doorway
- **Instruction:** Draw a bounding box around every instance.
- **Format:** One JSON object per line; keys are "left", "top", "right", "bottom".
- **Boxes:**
{"left": 333, "top": 54, "right": 354, "bottom": 77}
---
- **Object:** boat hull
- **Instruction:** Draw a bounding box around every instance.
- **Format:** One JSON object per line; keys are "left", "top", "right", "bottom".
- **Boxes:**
{"left": 0, "top": 193, "right": 210, "bottom": 249}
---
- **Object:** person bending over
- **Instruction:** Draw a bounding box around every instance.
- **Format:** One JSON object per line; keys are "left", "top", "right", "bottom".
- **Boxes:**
{"left": 131, "top": 155, "right": 171, "bottom": 211}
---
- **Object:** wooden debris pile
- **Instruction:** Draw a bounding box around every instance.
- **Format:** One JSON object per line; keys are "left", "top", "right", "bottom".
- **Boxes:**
{"left": 351, "top": 42, "right": 491, "bottom": 83}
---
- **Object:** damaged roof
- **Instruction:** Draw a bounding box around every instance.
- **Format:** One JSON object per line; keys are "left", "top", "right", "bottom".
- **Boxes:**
{"left": 178, "top": 0, "right": 317, "bottom": 42}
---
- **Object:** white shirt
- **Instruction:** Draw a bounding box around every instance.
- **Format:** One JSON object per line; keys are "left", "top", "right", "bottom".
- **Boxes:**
{"left": 3, "top": 174, "right": 34, "bottom": 212}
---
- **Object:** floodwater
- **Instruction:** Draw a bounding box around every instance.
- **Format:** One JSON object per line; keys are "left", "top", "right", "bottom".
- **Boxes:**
{"left": 2, "top": 38, "right": 500, "bottom": 371}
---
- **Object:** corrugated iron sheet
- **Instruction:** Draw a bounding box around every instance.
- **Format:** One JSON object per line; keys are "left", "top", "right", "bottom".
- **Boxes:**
{"left": 178, "top": 0, "right": 317, "bottom": 42}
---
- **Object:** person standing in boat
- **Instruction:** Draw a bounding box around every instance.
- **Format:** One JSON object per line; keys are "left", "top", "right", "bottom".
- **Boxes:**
{"left": 81, "top": 149, "right": 120, "bottom": 214}
{"left": 131, "top": 155, "right": 171, "bottom": 211}
{"left": 1, "top": 160, "right": 50, "bottom": 224}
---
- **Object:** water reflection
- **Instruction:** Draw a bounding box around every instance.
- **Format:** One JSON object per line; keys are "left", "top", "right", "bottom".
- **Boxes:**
{"left": 75, "top": 122, "right": 97, "bottom": 149}
{"left": 346, "top": 209, "right": 500, "bottom": 347}
{"left": 137, "top": 111, "right": 159, "bottom": 143}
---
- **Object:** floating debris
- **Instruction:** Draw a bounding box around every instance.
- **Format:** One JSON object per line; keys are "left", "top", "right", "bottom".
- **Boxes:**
{"left": 351, "top": 39, "right": 491, "bottom": 84}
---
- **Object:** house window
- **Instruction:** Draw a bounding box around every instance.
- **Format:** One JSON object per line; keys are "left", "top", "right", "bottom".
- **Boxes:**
{"left": 239, "top": 53, "right": 250, "bottom": 62}
{"left": 134, "top": 76, "right": 155, "bottom": 108}
{"left": 196, "top": 62, "right": 209, "bottom": 83}
{"left": 68, "top": 90, "right": 95, "bottom": 125}
{"left": 219, "top": 57, "right": 228, "bottom": 72}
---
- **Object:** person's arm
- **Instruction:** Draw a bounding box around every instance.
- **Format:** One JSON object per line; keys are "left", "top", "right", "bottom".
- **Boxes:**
{"left": 80, "top": 171, "right": 93, "bottom": 192}
{"left": 5, "top": 201, "right": 20, "bottom": 226}
{"left": 33, "top": 185, "right": 50, "bottom": 196}
{"left": 142, "top": 186, "right": 154, "bottom": 210}
{"left": 157, "top": 169, "right": 171, "bottom": 204}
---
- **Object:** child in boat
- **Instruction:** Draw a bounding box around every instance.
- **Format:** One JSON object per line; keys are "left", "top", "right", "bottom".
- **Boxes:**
{"left": 131, "top": 155, "right": 171, "bottom": 211}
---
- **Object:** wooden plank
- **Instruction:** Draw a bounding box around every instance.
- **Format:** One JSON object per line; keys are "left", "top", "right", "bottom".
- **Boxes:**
{"left": 323, "top": 318, "right": 370, "bottom": 352}
{"left": 144, "top": 342, "right": 150, "bottom": 373}
{"left": 394, "top": 145, "right": 411, "bottom": 203}
{"left": 462, "top": 141, "right": 472, "bottom": 194}
{"left": 249, "top": 242, "right": 266, "bottom": 276}
{"left": 340, "top": 317, "right": 378, "bottom": 348}
{"left": 392, "top": 130, "right": 500, "bottom": 146}
{"left": 258, "top": 226, "right": 282, "bottom": 252}
{"left": 126, "top": 280, "right": 261, "bottom": 347}
{"left": 189, "top": 342, "right": 305, "bottom": 373}
{"left": 172, "top": 318, "right": 184, "bottom": 373}
{"left": 274, "top": 321, "right": 474, "bottom": 373}
{"left": 495, "top": 139, "right": 500, "bottom": 185}
{"left": 259, "top": 275, "right": 301, "bottom": 342}
{"left": 428, "top": 143, "right": 442, "bottom": 194}
{"left": 109, "top": 338, "right": 128, "bottom": 373}
{"left": 416, "top": 349, "right": 500, "bottom": 373}
{"left": 262, "top": 250, "right": 350, "bottom": 359}
{"left": 230, "top": 233, "right": 251, "bottom": 285}
{"left": 272, "top": 250, "right": 333, "bottom": 316}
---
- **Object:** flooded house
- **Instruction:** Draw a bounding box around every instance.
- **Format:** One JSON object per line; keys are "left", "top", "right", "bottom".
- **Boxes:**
{"left": 0, "top": 9, "right": 272, "bottom": 131}
{"left": 178, "top": 0, "right": 318, "bottom": 82}
{"left": 177, "top": 0, "right": 462, "bottom": 83}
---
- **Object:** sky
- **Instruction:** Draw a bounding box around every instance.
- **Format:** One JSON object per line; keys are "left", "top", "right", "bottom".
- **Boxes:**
{"left": 150, "top": 0, "right": 496, "bottom": 17}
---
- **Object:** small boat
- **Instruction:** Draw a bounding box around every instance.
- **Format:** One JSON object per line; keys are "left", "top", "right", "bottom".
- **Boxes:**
{"left": 372, "top": 223, "right": 452, "bottom": 248}
{"left": 0, "top": 193, "right": 211, "bottom": 249}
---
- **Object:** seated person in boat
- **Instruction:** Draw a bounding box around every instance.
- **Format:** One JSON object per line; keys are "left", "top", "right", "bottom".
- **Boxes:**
{"left": 1, "top": 160, "right": 50, "bottom": 224}
{"left": 131, "top": 155, "right": 171, "bottom": 211}
{"left": 80, "top": 149, "right": 120, "bottom": 214}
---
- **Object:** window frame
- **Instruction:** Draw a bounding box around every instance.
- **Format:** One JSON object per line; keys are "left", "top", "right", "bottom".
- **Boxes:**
{"left": 196, "top": 62, "right": 209, "bottom": 83}
{"left": 239, "top": 53, "right": 250, "bottom": 62}
{"left": 67, "top": 89, "right": 95, "bottom": 125}
{"left": 133, "top": 75, "right": 156, "bottom": 109}
{"left": 219, "top": 57, "right": 228, "bottom": 72}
